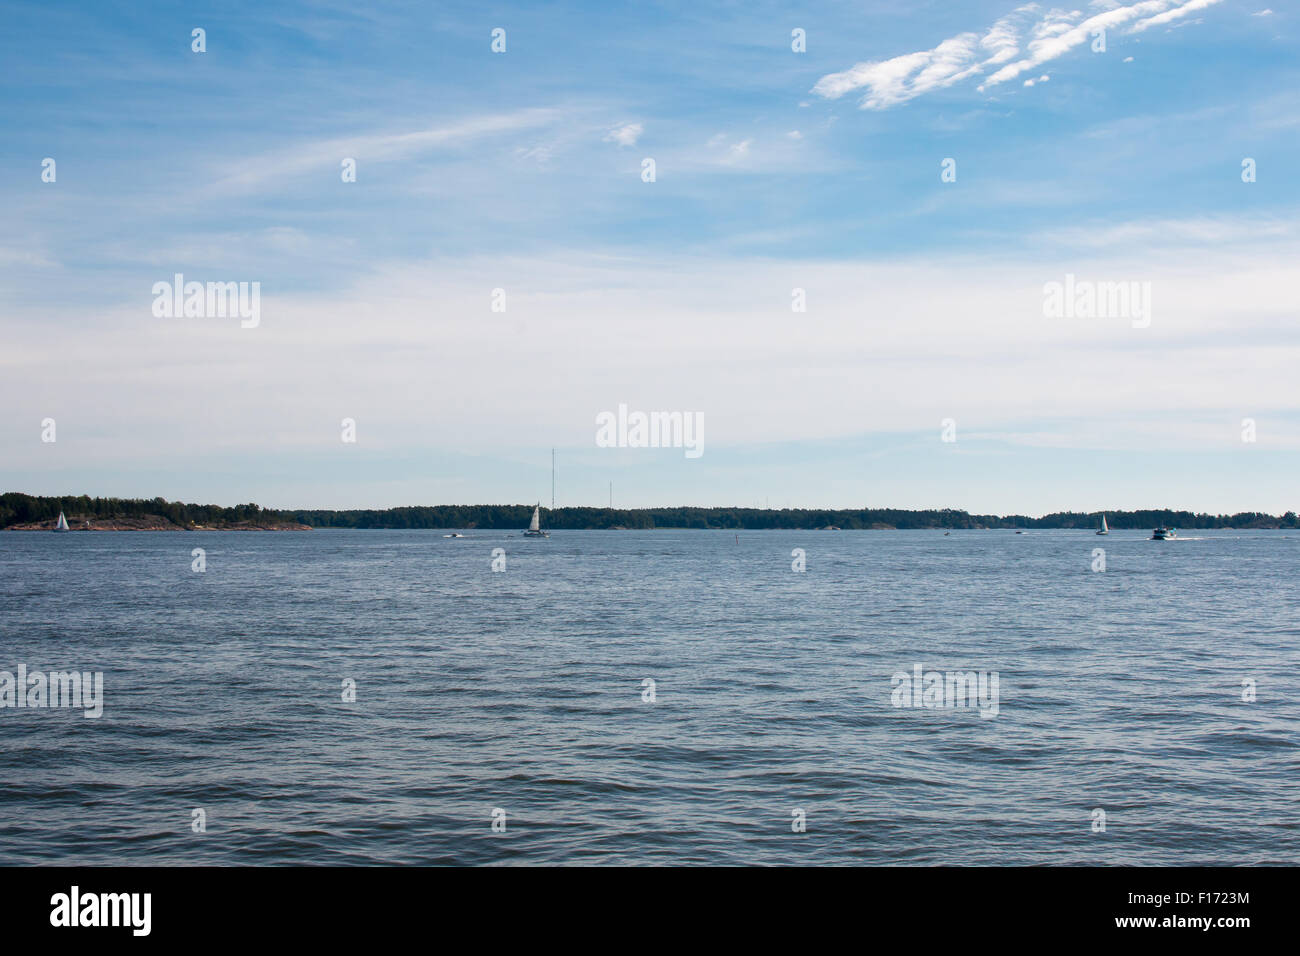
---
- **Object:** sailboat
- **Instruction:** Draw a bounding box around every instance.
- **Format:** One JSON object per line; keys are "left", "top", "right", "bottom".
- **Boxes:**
{"left": 53, "top": 511, "right": 70, "bottom": 533}
{"left": 522, "top": 503, "right": 549, "bottom": 538}
{"left": 1097, "top": 515, "right": 1108, "bottom": 535}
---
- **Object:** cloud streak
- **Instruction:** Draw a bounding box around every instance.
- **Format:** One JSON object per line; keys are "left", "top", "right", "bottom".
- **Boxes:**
{"left": 209, "top": 109, "right": 560, "bottom": 192}
{"left": 813, "top": 0, "right": 1226, "bottom": 109}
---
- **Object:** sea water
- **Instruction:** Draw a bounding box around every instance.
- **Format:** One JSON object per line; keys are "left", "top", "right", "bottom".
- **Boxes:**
{"left": 0, "top": 529, "right": 1296, "bottom": 865}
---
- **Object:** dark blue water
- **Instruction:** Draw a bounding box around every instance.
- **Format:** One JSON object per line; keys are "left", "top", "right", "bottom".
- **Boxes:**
{"left": 1, "top": 529, "right": 1297, "bottom": 865}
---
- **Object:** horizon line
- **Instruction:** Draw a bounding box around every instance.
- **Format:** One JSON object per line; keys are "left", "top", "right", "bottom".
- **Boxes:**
{"left": 4, "top": 492, "right": 1296, "bottom": 523}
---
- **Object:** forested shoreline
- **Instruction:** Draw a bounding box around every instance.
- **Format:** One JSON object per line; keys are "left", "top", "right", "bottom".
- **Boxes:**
{"left": 0, "top": 494, "right": 300, "bottom": 530}
{"left": 3, "top": 493, "right": 1296, "bottom": 530}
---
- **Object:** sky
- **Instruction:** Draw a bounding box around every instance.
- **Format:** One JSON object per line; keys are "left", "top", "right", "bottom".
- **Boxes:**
{"left": 1, "top": 0, "right": 1297, "bottom": 514}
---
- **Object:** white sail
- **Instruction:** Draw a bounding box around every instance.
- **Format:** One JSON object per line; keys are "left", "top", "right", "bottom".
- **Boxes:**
{"left": 54, "top": 511, "right": 69, "bottom": 531}
{"left": 1100, "top": 515, "right": 1108, "bottom": 533}
{"left": 529, "top": 505, "right": 540, "bottom": 532}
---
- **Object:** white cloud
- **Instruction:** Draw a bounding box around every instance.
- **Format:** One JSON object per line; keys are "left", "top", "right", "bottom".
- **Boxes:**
{"left": 1030, "top": 214, "right": 1299, "bottom": 248}
{"left": 982, "top": 3, "right": 1162, "bottom": 89}
{"left": 516, "top": 144, "right": 554, "bottom": 164}
{"left": 4, "top": 219, "right": 1298, "bottom": 476}
{"left": 689, "top": 133, "right": 796, "bottom": 171}
{"left": 604, "top": 122, "right": 643, "bottom": 147}
{"left": 814, "top": 1, "right": 1228, "bottom": 109}
{"left": 812, "top": 49, "right": 936, "bottom": 106}
{"left": 1131, "top": 0, "right": 1224, "bottom": 33}
{"left": 0, "top": 245, "right": 56, "bottom": 268}
{"left": 811, "top": 27, "right": 1001, "bottom": 109}
{"left": 210, "top": 109, "right": 559, "bottom": 192}
{"left": 981, "top": 7, "right": 1030, "bottom": 65}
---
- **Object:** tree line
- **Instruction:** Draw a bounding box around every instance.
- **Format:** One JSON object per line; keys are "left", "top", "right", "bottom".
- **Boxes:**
{"left": 4, "top": 493, "right": 1295, "bottom": 530}
{"left": 0, "top": 493, "right": 271, "bottom": 528}
{"left": 291, "top": 505, "right": 1294, "bottom": 530}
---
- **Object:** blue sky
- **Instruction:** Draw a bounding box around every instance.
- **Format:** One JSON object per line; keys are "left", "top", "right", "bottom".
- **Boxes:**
{"left": 2, "top": 1, "right": 1298, "bottom": 514}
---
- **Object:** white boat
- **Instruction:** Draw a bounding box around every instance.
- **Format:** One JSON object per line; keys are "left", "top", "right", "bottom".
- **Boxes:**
{"left": 443, "top": 533, "right": 465, "bottom": 538}
{"left": 53, "top": 511, "right": 70, "bottom": 532}
{"left": 522, "top": 504, "right": 549, "bottom": 537}
{"left": 1097, "top": 515, "right": 1108, "bottom": 535}
{"left": 1151, "top": 526, "right": 1178, "bottom": 540}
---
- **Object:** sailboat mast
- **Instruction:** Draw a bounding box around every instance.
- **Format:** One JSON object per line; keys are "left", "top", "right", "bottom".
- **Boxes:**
{"left": 551, "top": 448, "right": 555, "bottom": 511}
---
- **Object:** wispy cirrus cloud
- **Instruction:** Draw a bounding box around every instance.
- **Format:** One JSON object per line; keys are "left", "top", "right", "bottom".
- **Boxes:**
{"left": 1130, "top": 0, "right": 1225, "bottom": 32}
{"left": 810, "top": 5, "right": 1034, "bottom": 109}
{"left": 813, "top": 0, "right": 1227, "bottom": 110}
{"left": 209, "top": 109, "right": 560, "bottom": 192}
{"left": 1028, "top": 213, "right": 1300, "bottom": 249}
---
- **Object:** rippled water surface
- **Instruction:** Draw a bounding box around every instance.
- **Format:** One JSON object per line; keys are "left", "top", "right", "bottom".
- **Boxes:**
{"left": 1, "top": 528, "right": 1297, "bottom": 865}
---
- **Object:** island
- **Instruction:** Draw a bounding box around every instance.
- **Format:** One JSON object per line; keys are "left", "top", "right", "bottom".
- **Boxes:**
{"left": 1, "top": 495, "right": 309, "bottom": 531}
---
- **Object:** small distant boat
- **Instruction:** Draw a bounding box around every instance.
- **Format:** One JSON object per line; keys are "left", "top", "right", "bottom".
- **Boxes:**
{"left": 1015, "top": 530, "right": 1024, "bottom": 534}
{"left": 1097, "top": 515, "right": 1108, "bottom": 535}
{"left": 1151, "top": 526, "right": 1178, "bottom": 540}
{"left": 53, "top": 511, "right": 70, "bottom": 533}
{"left": 443, "top": 532, "right": 465, "bottom": 538}
{"left": 522, "top": 504, "right": 549, "bottom": 538}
